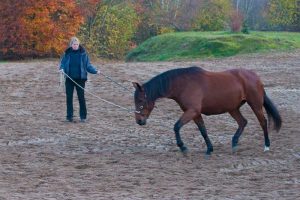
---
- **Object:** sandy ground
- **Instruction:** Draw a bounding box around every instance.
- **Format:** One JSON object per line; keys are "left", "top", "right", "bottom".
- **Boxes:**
{"left": 0, "top": 51, "right": 299, "bottom": 199}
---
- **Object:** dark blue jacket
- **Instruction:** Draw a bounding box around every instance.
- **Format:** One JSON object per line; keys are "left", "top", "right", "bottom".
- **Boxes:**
{"left": 59, "top": 45, "right": 98, "bottom": 80}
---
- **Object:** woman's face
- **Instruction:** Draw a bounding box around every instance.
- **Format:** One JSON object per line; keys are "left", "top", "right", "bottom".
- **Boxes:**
{"left": 71, "top": 41, "right": 79, "bottom": 50}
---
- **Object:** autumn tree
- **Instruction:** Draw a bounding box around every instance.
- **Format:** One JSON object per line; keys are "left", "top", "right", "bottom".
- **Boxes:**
{"left": 0, "top": 0, "right": 26, "bottom": 59}
{"left": 266, "top": 0, "right": 299, "bottom": 31}
{"left": 137, "top": 0, "right": 204, "bottom": 31}
{"left": 84, "top": 2, "right": 139, "bottom": 59}
{"left": 130, "top": 0, "right": 164, "bottom": 45}
{"left": 76, "top": 0, "right": 102, "bottom": 40}
{"left": 131, "top": 0, "right": 205, "bottom": 45}
{"left": 237, "top": 0, "right": 269, "bottom": 30}
{"left": 192, "top": 0, "right": 232, "bottom": 31}
{"left": 230, "top": 10, "right": 243, "bottom": 32}
{"left": 0, "top": 0, "right": 83, "bottom": 59}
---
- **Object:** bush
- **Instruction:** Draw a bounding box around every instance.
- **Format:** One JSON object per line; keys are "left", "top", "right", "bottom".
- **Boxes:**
{"left": 241, "top": 21, "right": 250, "bottom": 34}
{"left": 192, "top": 0, "right": 232, "bottom": 31}
{"left": 79, "top": 3, "right": 139, "bottom": 59}
{"left": 230, "top": 11, "right": 243, "bottom": 32}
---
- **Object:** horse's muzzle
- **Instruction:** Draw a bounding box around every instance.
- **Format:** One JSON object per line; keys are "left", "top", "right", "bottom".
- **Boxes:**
{"left": 137, "top": 119, "right": 146, "bottom": 126}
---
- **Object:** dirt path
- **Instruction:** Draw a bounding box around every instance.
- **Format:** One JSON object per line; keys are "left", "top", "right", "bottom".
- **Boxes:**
{"left": 0, "top": 51, "right": 299, "bottom": 199}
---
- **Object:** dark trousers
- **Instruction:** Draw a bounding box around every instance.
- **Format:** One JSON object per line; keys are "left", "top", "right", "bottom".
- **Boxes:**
{"left": 65, "top": 78, "right": 87, "bottom": 120}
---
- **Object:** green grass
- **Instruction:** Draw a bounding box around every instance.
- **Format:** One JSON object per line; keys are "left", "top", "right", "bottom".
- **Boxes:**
{"left": 126, "top": 31, "right": 300, "bottom": 61}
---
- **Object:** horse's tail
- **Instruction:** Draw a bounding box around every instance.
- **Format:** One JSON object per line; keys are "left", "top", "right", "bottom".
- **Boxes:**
{"left": 263, "top": 91, "right": 282, "bottom": 132}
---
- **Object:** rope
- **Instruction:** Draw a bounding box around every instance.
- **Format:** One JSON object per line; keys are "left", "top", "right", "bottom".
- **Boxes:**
{"left": 58, "top": 68, "right": 177, "bottom": 147}
{"left": 98, "top": 71, "right": 176, "bottom": 128}
{"left": 60, "top": 70, "right": 175, "bottom": 129}
{"left": 60, "top": 70, "right": 136, "bottom": 113}
{"left": 59, "top": 70, "right": 65, "bottom": 91}
{"left": 100, "top": 72, "right": 132, "bottom": 93}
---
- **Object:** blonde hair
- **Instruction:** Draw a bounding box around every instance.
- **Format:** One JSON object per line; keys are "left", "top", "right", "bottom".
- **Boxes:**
{"left": 69, "top": 37, "right": 80, "bottom": 47}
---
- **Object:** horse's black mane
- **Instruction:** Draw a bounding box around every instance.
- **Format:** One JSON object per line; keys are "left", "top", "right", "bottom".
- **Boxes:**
{"left": 143, "top": 66, "right": 203, "bottom": 101}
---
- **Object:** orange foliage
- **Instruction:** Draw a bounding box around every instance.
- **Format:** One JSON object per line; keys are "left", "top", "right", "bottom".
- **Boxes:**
{"left": 77, "top": 0, "right": 101, "bottom": 19}
{"left": 132, "top": 0, "right": 147, "bottom": 15}
{"left": 0, "top": 0, "right": 83, "bottom": 59}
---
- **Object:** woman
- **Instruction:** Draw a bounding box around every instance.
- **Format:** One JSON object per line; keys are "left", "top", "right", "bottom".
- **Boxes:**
{"left": 59, "top": 37, "right": 99, "bottom": 122}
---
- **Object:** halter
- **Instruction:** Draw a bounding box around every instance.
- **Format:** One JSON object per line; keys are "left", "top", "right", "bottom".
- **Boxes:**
{"left": 134, "top": 93, "right": 149, "bottom": 114}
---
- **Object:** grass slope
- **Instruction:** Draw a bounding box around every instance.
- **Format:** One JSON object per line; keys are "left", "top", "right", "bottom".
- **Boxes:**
{"left": 126, "top": 31, "right": 300, "bottom": 61}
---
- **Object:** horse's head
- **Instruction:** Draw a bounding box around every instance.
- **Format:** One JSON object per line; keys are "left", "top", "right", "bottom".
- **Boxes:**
{"left": 132, "top": 82, "right": 155, "bottom": 126}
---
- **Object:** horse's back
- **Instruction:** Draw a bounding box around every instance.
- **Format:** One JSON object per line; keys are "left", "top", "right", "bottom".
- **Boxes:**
{"left": 180, "top": 67, "right": 264, "bottom": 114}
{"left": 170, "top": 66, "right": 264, "bottom": 108}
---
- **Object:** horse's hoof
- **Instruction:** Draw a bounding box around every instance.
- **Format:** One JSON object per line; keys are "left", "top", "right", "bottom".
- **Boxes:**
{"left": 232, "top": 145, "right": 239, "bottom": 153}
{"left": 180, "top": 146, "right": 188, "bottom": 153}
{"left": 264, "top": 146, "right": 270, "bottom": 152}
{"left": 205, "top": 151, "right": 212, "bottom": 159}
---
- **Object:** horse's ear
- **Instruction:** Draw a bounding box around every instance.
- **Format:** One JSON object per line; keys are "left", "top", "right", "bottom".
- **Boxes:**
{"left": 132, "top": 82, "right": 144, "bottom": 91}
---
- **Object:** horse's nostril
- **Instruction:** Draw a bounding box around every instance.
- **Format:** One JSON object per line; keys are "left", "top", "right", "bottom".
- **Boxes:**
{"left": 137, "top": 119, "right": 146, "bottom": 126}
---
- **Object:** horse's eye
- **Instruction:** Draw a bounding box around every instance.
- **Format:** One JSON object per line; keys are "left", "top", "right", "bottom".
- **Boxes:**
{"left": 139, "top": 106, "right": 143, "bottom": 109}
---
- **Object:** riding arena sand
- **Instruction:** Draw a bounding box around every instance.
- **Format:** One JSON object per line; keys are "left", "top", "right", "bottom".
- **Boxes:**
{"left": 0, "top": 51, "right": 299, "bottom": 199}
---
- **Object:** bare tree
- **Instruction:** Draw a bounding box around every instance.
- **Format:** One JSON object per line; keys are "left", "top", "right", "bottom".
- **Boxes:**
{"left": 147, "top": 0, "right": 204, "bottom": 31}
{"left": 233, "top": 0, "right": 269, "bottom": 30}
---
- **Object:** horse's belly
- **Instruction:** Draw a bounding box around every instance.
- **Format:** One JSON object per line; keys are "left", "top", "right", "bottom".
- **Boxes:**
{"left": 201, "top": 98, "right": 242, "bottom": 115}
{"left": 201, "top": 108, "right": 228, "bottom": 115}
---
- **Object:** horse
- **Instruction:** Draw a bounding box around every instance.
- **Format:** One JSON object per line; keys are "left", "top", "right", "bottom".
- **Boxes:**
{"left": 132, "top": 66, "right": 282, "bottom": 155}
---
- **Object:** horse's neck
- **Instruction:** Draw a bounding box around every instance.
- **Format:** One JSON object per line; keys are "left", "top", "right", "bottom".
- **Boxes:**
{"left": 145, "top": 74, "right": 176, "bottom": 102}
{"left": 146, "top": 90, "right": 167, "bottom": 103}
{"left": 145, "top": 85, "right": 171, "bottom": 103}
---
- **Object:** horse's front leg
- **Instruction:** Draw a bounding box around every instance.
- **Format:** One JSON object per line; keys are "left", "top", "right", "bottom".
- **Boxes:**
{"left": 174, "top": 110, "right": 197, "bottom": 153}
{"left": 193, "top": 116, "right": 213, "bottom": 155}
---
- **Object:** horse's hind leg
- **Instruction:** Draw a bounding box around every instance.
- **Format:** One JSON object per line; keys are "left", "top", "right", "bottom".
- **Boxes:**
{"left": 229, "top": 109, "right": 247, "bottom": 152}
{"left": 193, "top": 116, "right": 213, "bottom": 155}
{"left": 174, "top": 110, "right": 197, "bottom": 153}
{"left": 249, "top": 105, "right": 270, "bottom": 151}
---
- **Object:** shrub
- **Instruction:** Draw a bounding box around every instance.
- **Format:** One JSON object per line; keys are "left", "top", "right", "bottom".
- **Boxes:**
{"left": 80, "top": 3, "right": 139, "bottom": 59}
{"left": 230, "top": 10, "right": 243, "bottom": 32}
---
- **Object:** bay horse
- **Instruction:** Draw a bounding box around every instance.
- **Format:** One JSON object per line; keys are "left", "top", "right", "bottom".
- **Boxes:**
{"left": 132, "top": 66, "right": 282, "bottom": 155}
